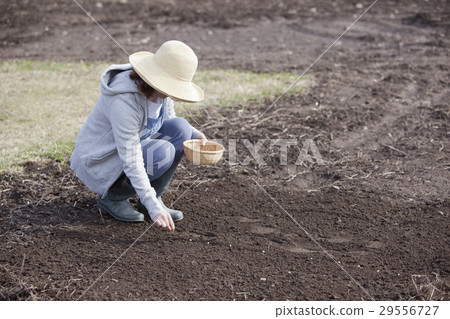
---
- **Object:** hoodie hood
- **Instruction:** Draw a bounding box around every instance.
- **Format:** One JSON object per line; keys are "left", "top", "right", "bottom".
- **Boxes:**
{"left": 100, "top": 63, "right": 141, "bottom": 96}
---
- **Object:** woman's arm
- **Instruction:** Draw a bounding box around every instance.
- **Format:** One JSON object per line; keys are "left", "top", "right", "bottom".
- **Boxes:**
{"left": 109, "top": 94, "right": 174, "bottom": 231}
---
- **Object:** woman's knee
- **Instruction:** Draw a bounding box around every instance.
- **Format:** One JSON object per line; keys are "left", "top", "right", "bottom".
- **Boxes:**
{"left": 160, "top": 117, "right": 192, "bottom": 141}
{"left": 172, "top": 117, "right": 192, "bottom": 138}
{"left": 158, "top": 117, "right": 192, "bottom": 158}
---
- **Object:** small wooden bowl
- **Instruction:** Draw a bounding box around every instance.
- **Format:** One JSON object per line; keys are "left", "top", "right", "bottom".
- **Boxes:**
{"left": 183, "top": 140, "right": 224, "bottom": 165}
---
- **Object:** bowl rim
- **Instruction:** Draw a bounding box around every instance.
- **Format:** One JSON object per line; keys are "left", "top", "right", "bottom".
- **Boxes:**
{"left": 183, "top": 139, "right": 225, "bottom": 154}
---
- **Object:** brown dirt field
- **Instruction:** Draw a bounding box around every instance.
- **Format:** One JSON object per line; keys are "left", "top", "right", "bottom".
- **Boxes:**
{"left": 0, "top": 0, "right": 449, "bottom": 300}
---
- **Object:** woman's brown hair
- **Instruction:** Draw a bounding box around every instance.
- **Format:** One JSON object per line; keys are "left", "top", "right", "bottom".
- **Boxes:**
{"left": 129, "top": 69, "right": 155, "bottom": 99}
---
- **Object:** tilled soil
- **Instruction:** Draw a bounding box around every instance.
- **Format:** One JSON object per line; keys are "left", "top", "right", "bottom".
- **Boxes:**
{"left": 0, "top": 0, "right": 449, "bottom": 300}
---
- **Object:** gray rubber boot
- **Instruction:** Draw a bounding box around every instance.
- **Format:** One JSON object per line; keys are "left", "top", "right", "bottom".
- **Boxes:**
{"left": 97, "top": 174, "right": 144, "bottom": 222}
{"left": 138, "top": 156, "right": 183, "bottom": 222}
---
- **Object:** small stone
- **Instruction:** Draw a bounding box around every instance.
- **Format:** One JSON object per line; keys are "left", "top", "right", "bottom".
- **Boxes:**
{"left": 139, "top": 37, "right": 151, "bottom": 44}
{"left": 96, "top": 2, "right": 103, "bottom": 8}
{"left": 356, "top": 3, "right": 363, "bottom": 9}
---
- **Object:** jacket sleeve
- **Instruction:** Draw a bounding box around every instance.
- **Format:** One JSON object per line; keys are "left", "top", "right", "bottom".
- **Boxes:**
{"left": 109, "top": 94, "right": 165, "bottom": 220}
{"left": 166, "top": 97, "right": 204, "bottom": 139}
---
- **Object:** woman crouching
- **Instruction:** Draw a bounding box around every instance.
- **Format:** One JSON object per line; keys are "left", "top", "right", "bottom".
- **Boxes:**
{"left": 70, "top": 40, "right": 206, "bottom": 232}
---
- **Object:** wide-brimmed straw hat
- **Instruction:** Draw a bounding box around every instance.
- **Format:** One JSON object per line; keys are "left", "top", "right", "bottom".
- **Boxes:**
{"left": 129, "top": 40, "right": 204, "bottom": 103}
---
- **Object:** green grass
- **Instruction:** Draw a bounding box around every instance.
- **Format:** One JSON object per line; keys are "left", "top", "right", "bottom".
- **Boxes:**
{"left": 0, "top": 59, "right": 311, "bottom": 172}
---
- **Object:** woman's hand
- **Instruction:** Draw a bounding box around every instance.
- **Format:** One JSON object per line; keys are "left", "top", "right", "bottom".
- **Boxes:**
{"left": 197, "top": 133, "right": 208, "bottom": 146}
{"left": 153, "top": 211, "right": 175, "bottom": 232}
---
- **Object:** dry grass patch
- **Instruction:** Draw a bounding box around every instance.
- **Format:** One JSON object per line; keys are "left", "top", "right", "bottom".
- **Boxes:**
{"left": 0, "top": 59, "right": 311, "bottom": 171}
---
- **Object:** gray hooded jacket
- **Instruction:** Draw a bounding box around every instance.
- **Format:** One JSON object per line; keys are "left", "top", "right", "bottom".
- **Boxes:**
{"left": 70, "top": 63, "right": 200, "bottom": 219}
